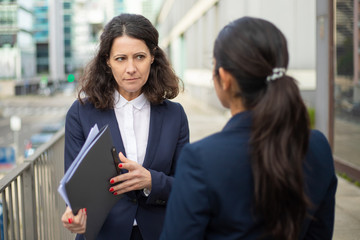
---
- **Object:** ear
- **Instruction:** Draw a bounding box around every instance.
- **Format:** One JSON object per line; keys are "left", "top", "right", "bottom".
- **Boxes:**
{"left": 218, "top": 67, "right": 233, "bottom": 91}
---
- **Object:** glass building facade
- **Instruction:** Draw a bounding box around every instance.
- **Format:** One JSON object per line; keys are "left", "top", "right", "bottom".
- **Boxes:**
{"left": 0, "top": 0, "right": 36, "bottom": 95}
{"left": 34, "top": 0, "right": 73, "bottom": 75}
{"left": 334, "top": 0, "right": 360, "bottom": 175}
{"left": 0, "top": 0, "right": 36, "bottom": 78}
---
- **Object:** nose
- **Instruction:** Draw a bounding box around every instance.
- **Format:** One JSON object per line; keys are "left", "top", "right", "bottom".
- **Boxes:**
{"left": 126, "top": 60, "right": 136, "bottom": 75}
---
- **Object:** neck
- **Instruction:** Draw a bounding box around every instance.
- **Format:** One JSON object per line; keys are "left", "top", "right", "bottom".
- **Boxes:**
{"left": 229, "top": 99, "right": 246, "bottom": 116}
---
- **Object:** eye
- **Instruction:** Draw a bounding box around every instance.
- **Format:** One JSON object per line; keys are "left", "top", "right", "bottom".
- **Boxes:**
{"left": 115, "top": 56, "right": 125, "bottom": 62}
{"left": 136, "top": 55, "right": 145, "bottom": 60}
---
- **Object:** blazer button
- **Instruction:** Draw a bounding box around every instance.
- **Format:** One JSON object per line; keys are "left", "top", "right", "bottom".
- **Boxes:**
{"left": 131, "top": 198, "right": 137, "bottom": 203}
{"left": 156, "top": 200, "right": 166, "bottom": 205}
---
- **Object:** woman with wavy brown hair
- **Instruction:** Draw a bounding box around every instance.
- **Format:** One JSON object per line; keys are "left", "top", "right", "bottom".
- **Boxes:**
{"left": 161, "top": 16, "right": 337, "bottom": 240}
{"left": 61, "top": 13, "right": 189, "bottom": 240}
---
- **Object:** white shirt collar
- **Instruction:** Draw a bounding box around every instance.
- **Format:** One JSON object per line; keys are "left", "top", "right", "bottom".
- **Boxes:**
{"left": 114, "top": 91, "right": 148, "bottom": 110}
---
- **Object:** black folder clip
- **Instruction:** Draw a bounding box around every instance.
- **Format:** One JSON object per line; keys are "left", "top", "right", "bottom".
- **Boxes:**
{"left": 111, "top": 147, "right": 124, "bottom": 175}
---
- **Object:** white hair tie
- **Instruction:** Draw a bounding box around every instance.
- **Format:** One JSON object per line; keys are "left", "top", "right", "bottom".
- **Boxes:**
{"left": 266, "top": 68, "right": 286, "bottom": 82}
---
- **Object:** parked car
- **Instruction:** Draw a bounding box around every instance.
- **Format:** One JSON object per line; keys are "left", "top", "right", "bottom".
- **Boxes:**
{"left": 24, "top": 122, "right": 64, "bottom": 158}
{"left": 351, "top": 102, "right": 360, "bottom": 116}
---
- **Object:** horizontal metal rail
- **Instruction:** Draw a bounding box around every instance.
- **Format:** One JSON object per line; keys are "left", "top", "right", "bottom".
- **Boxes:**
{"left": 0, "top": 128, "right": 75, "bottom": 240}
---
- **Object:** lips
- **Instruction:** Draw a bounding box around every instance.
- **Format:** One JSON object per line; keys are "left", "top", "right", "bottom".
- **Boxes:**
{"left": 125, "top": 77, "right": 139, "bottom": 81}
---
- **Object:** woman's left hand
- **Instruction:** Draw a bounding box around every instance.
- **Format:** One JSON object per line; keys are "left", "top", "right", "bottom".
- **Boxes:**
{"left": 109, "top": 152, "right": 152, "bottom": 195}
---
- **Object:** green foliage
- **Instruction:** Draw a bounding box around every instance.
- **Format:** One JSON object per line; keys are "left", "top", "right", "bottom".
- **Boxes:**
{"left": 337, "top": 172, "right": 360, "bottom": 188}
{"left": 307, "top": 107, "right": 315, "bottom": 129}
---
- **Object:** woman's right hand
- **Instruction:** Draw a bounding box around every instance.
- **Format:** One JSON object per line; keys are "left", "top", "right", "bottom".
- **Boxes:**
{"left": 61, "top": 206, "right": 87, "bottom": 234}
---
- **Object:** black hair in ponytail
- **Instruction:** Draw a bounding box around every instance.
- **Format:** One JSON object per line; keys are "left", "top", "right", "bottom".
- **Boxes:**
{"left": 213, "top": 16, "right": 311, "bottom": 240}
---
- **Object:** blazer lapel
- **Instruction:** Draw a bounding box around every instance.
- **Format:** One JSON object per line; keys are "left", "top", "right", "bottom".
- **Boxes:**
{"left": 143, "top": 104, "right": 164, "bottom": 168}
{"left": 102, "top": 109, "right": 126, "bottom": 155}
{"left": 101, "top": 108, "right": 138, "bottom": 199}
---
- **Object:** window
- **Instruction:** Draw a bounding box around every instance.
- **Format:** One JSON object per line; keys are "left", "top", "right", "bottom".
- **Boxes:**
{"left": 333, "top": 0, "right": 360, "bottom": 174}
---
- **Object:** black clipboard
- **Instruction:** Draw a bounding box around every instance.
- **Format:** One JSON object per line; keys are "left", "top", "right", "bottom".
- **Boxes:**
{"left": 60, "top": 125, "right": 122, "bottom": 240}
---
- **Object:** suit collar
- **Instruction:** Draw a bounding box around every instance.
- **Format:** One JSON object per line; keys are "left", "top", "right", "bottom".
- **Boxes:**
{"left": 114, "top": 92, "right": 149, "bottom": 110}
{"left": 222, "top": 111, "right": 252, "bottom": 131}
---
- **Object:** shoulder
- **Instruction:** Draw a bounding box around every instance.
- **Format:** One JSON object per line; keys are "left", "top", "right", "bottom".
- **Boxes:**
{"left": 177, "top": 131, "right": 252, "bottom": 190}
{"left": 67, "top": 98, "right": 105, "bottom": 115}
{"left": 153, "top": 99, "right": 187, "bottom": 115}
{"left": 308, "top": 129, "right": 332, "bottom": 155}
{"left": 159, "top": 99, "right": 184, "bottom": 109}
{"left": 66, "top": 99, "right": 108, "bottom": 128}
{"left": 309, "top": 129, "right": 330, "bottom": 144}
{"left": 183, "top": 130, "right": 247, "bottom": 163}
{"left": 68, "top": 98, "right": 91, "bottom": 110}
{"left": 305, "top": 129, "right": 335, "bottom": 177}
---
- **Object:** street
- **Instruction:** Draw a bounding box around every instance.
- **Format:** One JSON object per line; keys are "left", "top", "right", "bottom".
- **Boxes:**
{"left": 0, "top": 93, "right": 76, "bottom": 162}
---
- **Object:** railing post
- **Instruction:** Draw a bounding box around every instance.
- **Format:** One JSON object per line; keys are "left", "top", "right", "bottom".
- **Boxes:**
{"left": 22, "top": 164, "right": 38, "bottom": 240}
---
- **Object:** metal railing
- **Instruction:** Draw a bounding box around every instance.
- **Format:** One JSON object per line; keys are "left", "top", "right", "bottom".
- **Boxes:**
{"left": 0, "top": 128, "right": 75, "bottom": 240}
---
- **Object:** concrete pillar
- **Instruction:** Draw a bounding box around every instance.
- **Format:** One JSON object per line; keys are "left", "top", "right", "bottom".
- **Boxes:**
{"left": 315, "top": 0, "right": 334, "bottom": 144}
{"left": 49, "top": 0, "right": 65, "bottom": 84}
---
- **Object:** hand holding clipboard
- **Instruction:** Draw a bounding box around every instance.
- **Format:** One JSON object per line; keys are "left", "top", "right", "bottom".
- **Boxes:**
{"left": 58, "top": 124, "right": 123, "bottom": 240}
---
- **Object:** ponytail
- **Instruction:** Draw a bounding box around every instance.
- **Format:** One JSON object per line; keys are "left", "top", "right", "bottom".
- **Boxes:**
{"left": 250, "top": 74, "right": 311, "bottom": 240}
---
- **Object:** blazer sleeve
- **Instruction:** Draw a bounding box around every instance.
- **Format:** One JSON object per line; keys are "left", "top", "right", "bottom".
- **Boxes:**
{"left": 64, "top": 100, "right": 86, "bottom": 172}
{"left": 303, "top": 174, "right": 337, "bottom": 240}
{"left": 302, "top": 130, "right": 338, "bottom": 240}
{"left": 160, "top": 144, "right": 210, "bottom": 239}
{"left": 145, "top": 103, "right": 190, "bottom": 205}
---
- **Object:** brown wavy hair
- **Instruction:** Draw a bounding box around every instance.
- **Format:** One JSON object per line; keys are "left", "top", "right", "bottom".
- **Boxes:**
{"left": 78, "top": 13, "right": 181, "bottom": 109}
{"left": 213, "top": 17, "right": 311, "bottom": 240}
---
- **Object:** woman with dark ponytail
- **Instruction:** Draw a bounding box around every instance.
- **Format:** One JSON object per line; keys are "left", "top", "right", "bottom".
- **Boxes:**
{"left": 161, "top": 16, "right": 337, "bottom": 240}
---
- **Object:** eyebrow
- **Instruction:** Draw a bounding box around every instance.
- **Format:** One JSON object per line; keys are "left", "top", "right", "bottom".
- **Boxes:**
{"left": 113, "top": 51, "right": 148, "bottom": 58}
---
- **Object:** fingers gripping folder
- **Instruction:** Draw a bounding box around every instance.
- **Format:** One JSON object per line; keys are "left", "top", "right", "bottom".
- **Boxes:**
{"left": 58, "top": 124, "right": 122, "bottom": 240}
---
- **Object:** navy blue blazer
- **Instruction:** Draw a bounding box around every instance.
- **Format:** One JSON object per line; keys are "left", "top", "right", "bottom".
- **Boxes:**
{"left": 64, "top": 99, "right": 189, "bottom": 240}
{"left": 160, "top": 111, "right": 337, "bottom": 240}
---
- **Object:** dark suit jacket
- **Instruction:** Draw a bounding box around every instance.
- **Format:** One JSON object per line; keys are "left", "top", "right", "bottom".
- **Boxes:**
{"left": 64, "top": 99, "right": 189, "bottom": 240}
{"left": 160, "top": 111, "right": 337, "bottom": 240}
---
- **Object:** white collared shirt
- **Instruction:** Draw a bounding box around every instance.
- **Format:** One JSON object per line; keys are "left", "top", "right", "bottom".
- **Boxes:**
{"left": 114, "top": 92, "right": 150, "bottom": 166}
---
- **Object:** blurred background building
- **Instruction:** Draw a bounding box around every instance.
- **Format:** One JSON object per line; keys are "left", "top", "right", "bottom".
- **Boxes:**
{"left": 156, "top": 0, "right": 316, "bottom": 110}
{"left": 0, "top": 0, "right": 36, "bottom": 96}
{"left": 70, "top": 0, "right": 161, "bottom": 76}
{"left": 156, "top": 0, "right": 360, "bottom": 181}
{"left": 33, "top": 0, "right": 73, "bottom": 95}
{"left": 333, "top": 0, "right": 360, "bottom": 175}
{"left": 34, "top": 0, "right": 74, "bottom": 75}
{"left": 0, "top": 0, "right": 359, "bottom": 181}
{"left": 0, "top": 0, "right": 161, "bottom": 97}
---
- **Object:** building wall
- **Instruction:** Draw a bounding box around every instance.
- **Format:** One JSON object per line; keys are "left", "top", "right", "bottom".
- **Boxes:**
{"left": 157, "top": 0, "right": 316, "bottom": 109}
{"left": 63, "top": 0, "right": 74, "bottom": 73}
{"left": 0, "top": 0, "right": 36, "bottom": 96}
{"left": 34, "top": 0, "right": 74, "bottom": 76}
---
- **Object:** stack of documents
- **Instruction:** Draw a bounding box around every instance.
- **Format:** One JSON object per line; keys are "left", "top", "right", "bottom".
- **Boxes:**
{"left": 58, "top": 124, "right": 121, "bottom": 240}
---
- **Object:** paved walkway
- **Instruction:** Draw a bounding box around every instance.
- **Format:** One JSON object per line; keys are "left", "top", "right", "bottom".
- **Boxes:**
{"left": 175, "top": 92, "right": 360, "bottom": 240}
